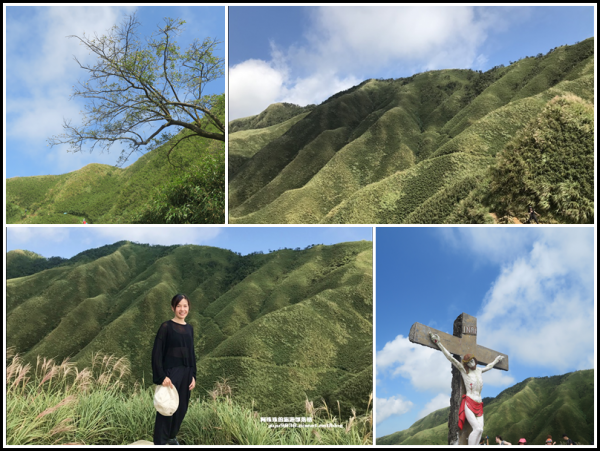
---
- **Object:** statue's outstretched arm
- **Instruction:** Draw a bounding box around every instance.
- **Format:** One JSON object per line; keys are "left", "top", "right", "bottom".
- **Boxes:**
{"left": 429, "top": 333, "right": 464, "bottom": 373}
{"left": 482, "top": 355, "right": 504, "bottom": 373}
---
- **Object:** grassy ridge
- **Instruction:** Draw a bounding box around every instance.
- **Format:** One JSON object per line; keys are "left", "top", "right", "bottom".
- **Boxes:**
{"left": 7, "top": 240, "right": 373, "bottom": 417}
{"left": 229, "top": 111, "right": 311, "bottom": 179}
{"left": 229, "top": 38, "right": 594, "bottom": 224}
{"left": 229, "top": 102, "right": 316, "bottom": 133}
{"left": 7, "top": 96, "right": 225, "bottom": 224}
{"left": 377, "top": 369, "right": 594, "bottom": 446}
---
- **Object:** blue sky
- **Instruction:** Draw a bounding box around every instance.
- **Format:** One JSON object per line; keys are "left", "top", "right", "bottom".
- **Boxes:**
{"left": 5, "top": 5, "right": 225, "bottom": 179}
{"left": 6, "top": 226, "right": 372, "bottom": 259}
{"left": 229, "top": 5, "right": 594, "bottom": 120}
{"left": 375, "top": 227, "right": 595, "bottom": 438}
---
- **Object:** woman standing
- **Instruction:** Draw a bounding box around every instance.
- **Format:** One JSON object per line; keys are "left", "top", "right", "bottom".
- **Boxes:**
{"left": 152, "top": 294, "right": 197, "bottom": 445}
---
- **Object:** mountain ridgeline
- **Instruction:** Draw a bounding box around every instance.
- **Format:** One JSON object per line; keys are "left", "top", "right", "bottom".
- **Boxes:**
{"left": 6, "top": 95, "right": 225, "bottom": 224}
{"left": 377, "top": 369, "right": 594, "bottom": 446}
{"left": 6, "top": 240, "right": 373, "bottom": 417}
{"left": 6, "top": 241, "right": 139, "bottom": 279}
{"left": 229, "top": 39, "right": 594, "bottom": 224}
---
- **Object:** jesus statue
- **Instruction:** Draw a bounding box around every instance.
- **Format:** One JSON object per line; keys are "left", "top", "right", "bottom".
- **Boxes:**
{"left": 430, "top": 332, "right": 504, "bottom": 446}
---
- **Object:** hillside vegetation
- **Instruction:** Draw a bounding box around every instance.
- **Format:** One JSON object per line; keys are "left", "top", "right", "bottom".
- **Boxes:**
{"left": 6, "top": 240, "right": 373, "bottom": 417}
{"left": 377, "top": 369, "right": 594, "bottom": 445}
{"left": 7, "top": 250, "right": 68, "bottom": 279}
{"left": 6, "top": 96, "right": 225, "bottom": 224}
{"left": 229, "top": 103, "right": 316, "bottom": 133}
{"left": 229, "top": 39, "right": 594, "bottom": 224}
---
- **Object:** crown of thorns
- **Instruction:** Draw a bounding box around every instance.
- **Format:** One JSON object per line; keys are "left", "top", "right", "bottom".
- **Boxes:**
{"left": 462, "top": 354, "right": 475, "bottom": 363}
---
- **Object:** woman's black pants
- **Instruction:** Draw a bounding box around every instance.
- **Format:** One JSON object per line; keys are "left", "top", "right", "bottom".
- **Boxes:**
{"left": 154, "top": 366, "right": 194, "bottom": 445}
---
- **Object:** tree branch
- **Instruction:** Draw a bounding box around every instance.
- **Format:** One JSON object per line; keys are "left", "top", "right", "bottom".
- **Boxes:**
{"left": 48, "top": 13, "right": 225, "bottom": 164}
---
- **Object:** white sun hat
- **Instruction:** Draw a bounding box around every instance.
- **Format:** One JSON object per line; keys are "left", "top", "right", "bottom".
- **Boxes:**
{"left": 154, "top": 384, "right": 179, "bottom": 416}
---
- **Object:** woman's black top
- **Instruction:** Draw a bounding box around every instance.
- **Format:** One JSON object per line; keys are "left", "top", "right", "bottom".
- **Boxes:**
{"left": 152, "top": 320, "right": 197, "bottom": 385}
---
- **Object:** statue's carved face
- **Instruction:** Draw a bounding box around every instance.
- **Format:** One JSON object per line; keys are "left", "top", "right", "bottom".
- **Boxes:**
{"left": 462, "top": 354, "right": 477, "bottom": 372}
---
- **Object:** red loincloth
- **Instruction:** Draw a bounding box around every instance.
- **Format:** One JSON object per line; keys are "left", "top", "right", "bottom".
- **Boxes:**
{"left": 458, "top": 395, "right": 484, "bottom": 430}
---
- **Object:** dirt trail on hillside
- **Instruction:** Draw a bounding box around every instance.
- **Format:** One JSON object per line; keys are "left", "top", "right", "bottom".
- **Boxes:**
{"left": 489, "top": 213, "right": 522, "bottom": 224}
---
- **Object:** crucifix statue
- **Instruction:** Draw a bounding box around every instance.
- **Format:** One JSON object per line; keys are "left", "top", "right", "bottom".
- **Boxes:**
{"left": 409, "top": 313, "right": 509, "bottom": 445}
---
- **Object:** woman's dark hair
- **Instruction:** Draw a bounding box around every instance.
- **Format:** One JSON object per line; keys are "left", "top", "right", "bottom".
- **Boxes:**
{"left": 171, "top": 294, "right": 190, "bottom": 309}
{"left": 496, "top": 436, "right": 503, "bottom": 441}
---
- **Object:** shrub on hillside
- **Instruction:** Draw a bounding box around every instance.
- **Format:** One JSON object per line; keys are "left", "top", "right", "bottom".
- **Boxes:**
{"left": 134, "top": 151, "right": 225, "bottom": 224}
{"left": 488, "top": 95, "right": 594, "bottom": 223}
{"left": 6, "top": 202, "right": 24, "bottom": 222}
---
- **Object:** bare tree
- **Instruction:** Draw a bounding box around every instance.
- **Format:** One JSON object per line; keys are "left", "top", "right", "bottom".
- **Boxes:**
{"left": 48, "top": 13, "right": 224, "bottom": 166}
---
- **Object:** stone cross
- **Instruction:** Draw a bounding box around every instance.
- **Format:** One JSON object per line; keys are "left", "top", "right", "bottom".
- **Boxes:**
{"left": 409, "top": 313, "right": 509, "bottom": 445}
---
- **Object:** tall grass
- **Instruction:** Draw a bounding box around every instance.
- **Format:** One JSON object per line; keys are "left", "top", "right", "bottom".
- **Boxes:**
{"left": 6, "top": 349, "right": 372, "bottom": 445}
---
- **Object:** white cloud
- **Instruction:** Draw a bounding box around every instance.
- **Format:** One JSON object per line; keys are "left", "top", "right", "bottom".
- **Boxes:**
{"left": 229, "top": 58, "right": 360, "bottom": 120}
{"left": 484, "top": 370, "right": 515, "bottom": 387}
{"left": 377, "top": 334, "right": 452, "bottom": 393}
{"left": 230, "top": 6, "right": 520, "bottom": 118}
{"left": 437, "top": 228, "right": 594, "bottom": 373}
{"left": 436, "top": 228, "right": 534, "bottom": 265}
{"left": 473, "top": 229, "right": 594, "bottom": 372}
{"left": 280, "top": 72, "right": 361, "bottom": 108}
{"left": 437, "top": 228, "right": 594, "bottom": 273}
{"left": 8, "top": 227, "right": 71, "bottom": 245}
{"left": 376, "top": 396, "right": 414, "bottom": 424}
{"left": 92, "top": 227, "right": 223, "bottom": 246}
{"left": 7, "top": 7, "right": 136, "bottom": 141}
{"left": 417, "top": 393, "right": 450, "bottom": 420}
{"left": 308, "top": 6, "right": 488, "bottom": 72}
{"left": 229, "top": 59, "right": 287, "bottom": 120}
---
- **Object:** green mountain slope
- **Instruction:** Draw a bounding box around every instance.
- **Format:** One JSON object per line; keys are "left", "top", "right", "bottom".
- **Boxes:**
{"left": 377, "top": 369, "right": 594, "bottom": 445}
{"left": 229, "top": 39, "right": 594, "bottom": 224}
{"left": 6, "top": 240, "right": 373, "bottom": 416}
{"left": 229, "top": 111, "right": 312, "bottom": 180}
{"left": 6, "top": 241, "right": 149, "bottom": 279}
{"left": 229, "top": 102, "right": 316, "bottom": 133}
{"left": 7, "top": 97, "right": 225, "bottom": 224}
{"left": 6, "top": 250, "right": 67, "bottom": 279}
